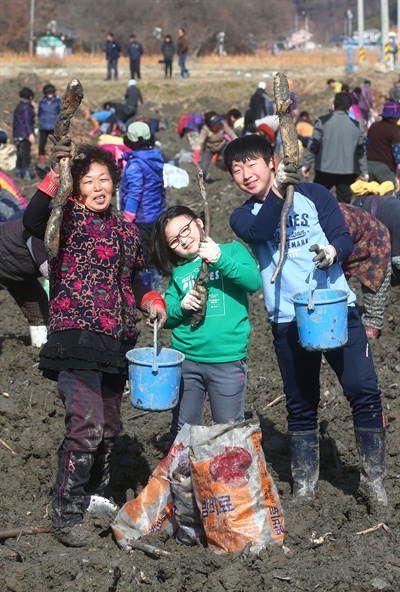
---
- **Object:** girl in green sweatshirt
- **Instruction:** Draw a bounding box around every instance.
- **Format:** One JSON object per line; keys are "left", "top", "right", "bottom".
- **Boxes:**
{"left": 150, "top": 205, "right": 262, "bottom": 438}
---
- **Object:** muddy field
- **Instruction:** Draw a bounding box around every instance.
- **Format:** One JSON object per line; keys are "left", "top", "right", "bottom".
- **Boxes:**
{"left": 0, "top": 59, "right": 399, "bottom": 591}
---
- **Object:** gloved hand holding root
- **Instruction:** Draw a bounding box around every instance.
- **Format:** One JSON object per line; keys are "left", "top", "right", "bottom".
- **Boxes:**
{"left": 181, "top": 289, "right": 203, "bottom": 311}
{"left": 198, "top": 236, "right": 221, "bottom": 264}
{"left": 49, "top": 138, "right": 74, "bottom": 173}
{"left": 309, "top": 244, "right": 337, "bottom": 269}
{"left": 140, "top": 291, "right": 167, "bottom": 328}
{"left": 273, "top": 156, "right": 302, "bottom": 194}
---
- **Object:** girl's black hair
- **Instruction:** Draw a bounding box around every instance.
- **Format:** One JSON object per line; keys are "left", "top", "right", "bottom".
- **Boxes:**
{"left": 123, "top": 134, "right": 155, "bottom": 150}
{"left": 149, "top": 205, "right": 201, "bottom": 277}
{"left": 223, "top": 134, "right": 274, "bottom": 174}
{"left": 71, "top": 144, "right": 121, "bottom": 197}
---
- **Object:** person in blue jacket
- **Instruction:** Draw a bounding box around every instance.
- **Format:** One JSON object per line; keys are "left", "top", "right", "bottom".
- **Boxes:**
{"left": 105, "top": 32, "right": 121, "bottom": 81}
{"left": 124, "top": 34, "right": 144, "bottom": 80}
{"left": 121, "top": 121, "right": 165, "bottom": 291}
{"left": 224, "top": 134, "right": 387, "bottom": 514}
{"left": 38, "top": 83, "right": 61, "bottom": 164}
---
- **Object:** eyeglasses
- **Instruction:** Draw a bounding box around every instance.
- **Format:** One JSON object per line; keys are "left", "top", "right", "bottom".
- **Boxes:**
{"left": 167, "top": 218, "right": 196, "bottom": 249}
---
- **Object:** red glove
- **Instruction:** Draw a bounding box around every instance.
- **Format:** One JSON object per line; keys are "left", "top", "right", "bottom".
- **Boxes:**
{"left": 140, "top": 291, "right": 167, "bottom": 329}
{"left": 193, "top": 149, "right": 201, "bottom": 165}
{"left": 36, "top": 169, "right": 60, "bottom": 198}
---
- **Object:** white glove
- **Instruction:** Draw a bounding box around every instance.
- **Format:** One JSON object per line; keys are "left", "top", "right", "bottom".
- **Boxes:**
{"left": 198, "top": 237, "right": 221, "bottom": 264}
{"left": 301, "top": 166, "right": 310, "bottom": 178}
{"left": 273, "top": 157, "right": 301, "bottom": 193}
{"left": 181, "top": 289, "right": 203, "bottom": 311}
{"left": 309, "top": 244, "right": 337, "bottom": 269}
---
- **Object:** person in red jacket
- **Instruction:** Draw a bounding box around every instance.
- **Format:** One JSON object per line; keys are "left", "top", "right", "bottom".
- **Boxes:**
{"left": 23, "top": 140, "right": 167, "bottom": 548}
{"left": 367, "top": 101, "right": 400, "bottom": 187}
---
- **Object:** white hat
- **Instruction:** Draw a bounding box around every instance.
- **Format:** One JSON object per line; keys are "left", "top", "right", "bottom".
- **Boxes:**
{"left": 258, "top": 81, "right": 266, "bottom": 90}
{"left": 128, "top": 79, "right": 137, "bottom": 86}
{"left": 127, "top": 121, "right": 151, "bottom": 142}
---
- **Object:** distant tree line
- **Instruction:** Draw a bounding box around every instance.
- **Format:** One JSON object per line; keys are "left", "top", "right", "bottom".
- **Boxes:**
{"left": 0, "top": 0, "right": 382, "bottom": 54}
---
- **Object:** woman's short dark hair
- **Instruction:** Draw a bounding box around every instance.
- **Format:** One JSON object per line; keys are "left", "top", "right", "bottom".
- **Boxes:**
{"left": 149, "top": 205, "right": 200, "bottom": 277}
{"left": 223, "top": 134, "right": 274, "bottom": 174}
{"left": 71, "top": 144, "right": 121, "bottom": 197}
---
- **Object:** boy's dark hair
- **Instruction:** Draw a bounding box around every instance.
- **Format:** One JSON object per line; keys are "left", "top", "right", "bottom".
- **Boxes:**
{"left": 326, "top": 78, "right": 335, "bottom": 85}
{"left": 227, "top": 108, "right": 242, "bottom": 120}
{"left": 333, "top": 92, "right": 352, "bottom": 112}
{"left": 223, "top": 134, "right": 274, "bottom": 175}
{"left": 341, "top": 83, "right": 350, "bottom": 93}
{"left": 149, "top": 205, "right": 201, "bottom": 277}
{"left": 19, "top": 87, "right": 34, "bottom": 100}
{"left": 299, "top": 110, "right": 309, "bottom": 118}
{"left": 71, "top": 144, "right": 121, "bottom": 197}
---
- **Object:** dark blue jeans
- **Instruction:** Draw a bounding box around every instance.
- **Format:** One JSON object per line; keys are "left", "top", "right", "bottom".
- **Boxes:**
{"left": 271, "top": 308, "right": 384, "bottom": 432}
{"left": 107, "top": 58, "right": 118, "bottom": 80}
{"left": 178, "top": 53, "right": 189, "bottom": 76}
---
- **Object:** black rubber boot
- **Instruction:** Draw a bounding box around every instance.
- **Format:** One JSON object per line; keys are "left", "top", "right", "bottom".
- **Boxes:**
{"left": 52, "top": 450, "right": 97, "bottom": 547}
{"left": 354, "top": 427, "right": 388, "bottom": 511}
{"left": 84, "top": 452, "right": 111, "bottom": 496}
{"left": 288, "top": 430, "right": 319, "bottom": 503}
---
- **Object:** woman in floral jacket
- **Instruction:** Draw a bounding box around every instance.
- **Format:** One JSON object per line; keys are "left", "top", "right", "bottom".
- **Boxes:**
{"left": 340, "top": 203, "right": 391, "bottom": 339}
{"left": 23, "top": 143, "right": 167, "bottom": 548}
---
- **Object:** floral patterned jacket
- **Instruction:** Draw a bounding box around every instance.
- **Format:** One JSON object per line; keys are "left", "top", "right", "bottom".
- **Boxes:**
{"left": 340, "top": 204, "right": 391, "bottom": 292}
{"left": 48, "top": 197, "right": 144, "bottom": 341}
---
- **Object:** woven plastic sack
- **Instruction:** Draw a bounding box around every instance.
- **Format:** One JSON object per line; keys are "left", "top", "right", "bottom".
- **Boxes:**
{"left": 190, "top": 419, "right": 285, "bottom": 555}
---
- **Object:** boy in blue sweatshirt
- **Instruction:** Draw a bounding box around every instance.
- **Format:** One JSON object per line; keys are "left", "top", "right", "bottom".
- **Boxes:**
{"left": 224, "top": 134, "right": 387, "bottom": 513}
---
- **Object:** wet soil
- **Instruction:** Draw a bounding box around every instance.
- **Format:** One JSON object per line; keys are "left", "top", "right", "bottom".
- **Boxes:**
{"left": 0, "top": 61, "right": 399, "bottom": 592}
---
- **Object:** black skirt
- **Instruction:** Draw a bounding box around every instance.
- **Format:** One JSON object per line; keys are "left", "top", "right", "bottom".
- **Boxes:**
{"left": 39, "top": 329, "right": 137, "bottom": 381}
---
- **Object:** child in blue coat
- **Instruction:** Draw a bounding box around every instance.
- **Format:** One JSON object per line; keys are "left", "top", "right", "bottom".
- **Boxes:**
{"left": 121, "top": 121, "right": 166, "bottom": 291}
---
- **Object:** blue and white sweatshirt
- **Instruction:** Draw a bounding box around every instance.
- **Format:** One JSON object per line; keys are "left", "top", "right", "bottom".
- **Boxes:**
{"left": 230, "top": 182, "right": 356, "bottom": 323}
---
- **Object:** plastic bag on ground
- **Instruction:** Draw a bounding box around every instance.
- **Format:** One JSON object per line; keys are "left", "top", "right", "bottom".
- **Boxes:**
{"left": 163, "top": 163, "right": 190, "bottom": 188}
{"left": 111, "top": 425, "right": 191, "bottom": 548}
{"left": 168, "top": 438, "right": 206, "bottom": 545}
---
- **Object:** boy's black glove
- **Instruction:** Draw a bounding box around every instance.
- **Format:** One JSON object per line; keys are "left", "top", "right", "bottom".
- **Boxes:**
{"left": 309, "top": 244, "right": 337, "bottom": 269}
{"left": 273, "top": 157, "right": 301, "bottom": 194}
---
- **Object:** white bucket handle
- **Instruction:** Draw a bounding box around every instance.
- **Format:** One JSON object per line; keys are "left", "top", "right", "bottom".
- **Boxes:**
{"left": 152, "top": 318, "right": 158, "bottom": 373}
{"left": 307, "top": 265, "right": 331, "bottom": 311}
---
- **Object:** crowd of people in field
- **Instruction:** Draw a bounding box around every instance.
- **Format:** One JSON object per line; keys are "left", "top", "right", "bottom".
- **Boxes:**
{"left": 1, "top": 57, "right": 399, "bottom": 548}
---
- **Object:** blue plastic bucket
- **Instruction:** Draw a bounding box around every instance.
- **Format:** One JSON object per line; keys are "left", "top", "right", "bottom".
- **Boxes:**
{"left": 126, "top": 347, "right": 185, "bottom": 410}
{"left": 292, "top": 269, "right": 348, "bottom": 351}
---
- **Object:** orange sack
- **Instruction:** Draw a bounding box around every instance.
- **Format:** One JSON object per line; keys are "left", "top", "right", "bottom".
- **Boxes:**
{"left": 190, "top": 418, "right": 285, "bottom": 555}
